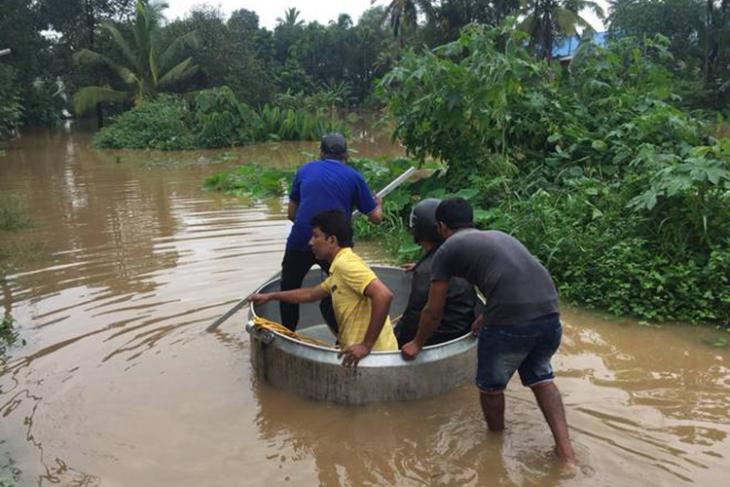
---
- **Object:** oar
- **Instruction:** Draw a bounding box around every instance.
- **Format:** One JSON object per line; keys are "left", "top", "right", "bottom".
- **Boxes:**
{"left": 206, "top": 293, "right": 254, "bottom": 333}
{"left": 352, "top": 166, "right": 418, "bottom": 218}
{"left": 206, "top": 165, "right": 417, "bottom": 333}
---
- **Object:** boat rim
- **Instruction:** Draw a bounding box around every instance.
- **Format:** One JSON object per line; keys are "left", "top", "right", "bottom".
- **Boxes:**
{"left": 247, "top": 265, "right": 476, "bottom": 355}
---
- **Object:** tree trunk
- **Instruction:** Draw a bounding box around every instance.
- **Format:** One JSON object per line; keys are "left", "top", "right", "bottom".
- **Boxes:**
{"left": 85, "top": 0, "right": 104, "bottom": 128}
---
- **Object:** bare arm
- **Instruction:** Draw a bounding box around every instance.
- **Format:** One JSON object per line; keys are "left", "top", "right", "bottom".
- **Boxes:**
{"left": 250, "top": 285, "right": 328, "bottom": 305}
{"left": 339, "top": 278, "right": 393, "bottom": 367}
{"left": 287, "top": 201, "right": 299, "bottom": 222}
{"left": 367, "top": 196, "right": 383, "bottom": 224}
{"left": 401, "top": 280, "right": 448, "bottom": 360}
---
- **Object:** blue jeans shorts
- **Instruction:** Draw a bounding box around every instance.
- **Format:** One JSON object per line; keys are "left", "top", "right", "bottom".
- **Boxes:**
{"left": 476, "top": 315, "right": 562, "bottom": 392}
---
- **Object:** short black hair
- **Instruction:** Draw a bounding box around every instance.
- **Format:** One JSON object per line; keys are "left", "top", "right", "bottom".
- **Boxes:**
{"left": 435, "top": 198, "right": 474, "bottom": 230}
{"left": 311, "top": 210, "right": 353, "bottom": 247}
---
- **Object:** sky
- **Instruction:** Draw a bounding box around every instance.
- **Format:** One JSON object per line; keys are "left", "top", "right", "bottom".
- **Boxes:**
{"left": 165, "top": 0, "right": 609, "bottom": 32}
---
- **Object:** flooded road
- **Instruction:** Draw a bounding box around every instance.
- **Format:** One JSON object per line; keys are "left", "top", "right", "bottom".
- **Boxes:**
{"left": 1, "top": 128, "right": 728, "bottom": 486}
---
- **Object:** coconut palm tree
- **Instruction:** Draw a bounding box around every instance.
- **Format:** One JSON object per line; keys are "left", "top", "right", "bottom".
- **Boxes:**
{"left": 277, "top": 7, "right": 304, "bottom": 28}
{"left": 380, "top": 0, "right": 434, "bottom": 38}
{"left": 519, "top": 0, "right": 604, "bottom": 59}
{"left": 73, "top": 0, "right": 199, "bottom": 115}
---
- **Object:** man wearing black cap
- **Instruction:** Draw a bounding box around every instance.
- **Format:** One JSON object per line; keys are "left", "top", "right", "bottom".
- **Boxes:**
{"left": 281, "top": 132, "right": 382, "bottom": 331}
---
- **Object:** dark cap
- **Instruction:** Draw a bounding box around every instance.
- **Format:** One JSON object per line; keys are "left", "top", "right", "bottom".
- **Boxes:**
{"left": 320, "top": 133, "right": 347, "bottom": 154}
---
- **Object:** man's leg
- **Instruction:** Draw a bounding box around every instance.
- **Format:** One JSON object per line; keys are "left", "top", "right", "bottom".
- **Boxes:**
{"left": 479, "top": 390, "right": 505, "bottom": 432}
{"left": 475, "top": 326, "right": 522, "bottom": 432}
{"left": 280, "top": 249, "right": 316, "bottom": 331}
{"left": 531, "top": 381, "right": 576, "bottom": 465}
{"left": 518, "top": 317, "right": 575, "bottom": 465}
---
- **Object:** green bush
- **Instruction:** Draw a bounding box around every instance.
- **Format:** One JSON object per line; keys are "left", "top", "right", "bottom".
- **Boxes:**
{"left": 93, "top": 95, "right": 195, "bottom": 150}
{"left": 192, "top": 86, "right": 259, "bottom": 148}
{"left": 93, "top": 86, "right": 348, "bottom": 150}
{"left": 378, "top": 25, "right": 730, "bottom": 327}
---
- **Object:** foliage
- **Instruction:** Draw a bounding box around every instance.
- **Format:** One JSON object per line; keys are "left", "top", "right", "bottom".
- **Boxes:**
{"left": 0, "top": 313, "right": 20, "bottom": 361}
{"left": 162, "top": 6, "right": 276, "bottom": 108}
{"left": 380, "top": 25, "right": 730, "bottom": 326}
{"left": 519, "top": 0, "right": 605, "bottom": 58}
{"left": 0, "top": 65, "right": 22, "bottom": 139}
{"left": 203, "top": 164, "right": 293, "bottom": 198}
{"left": 92, "top": 86, "right": 348, "bottom": 150}
{"left": 0, "top": 199, "right": 31, "bottom": 231}
{"left": 256, "top": 105, "right": 348, "bottom": 142}
{"left": 192, "top": 86, "right": 259, "bottom": 148}
{"left": 93, "top": 94, "right": 195, "bottom": 150}
{"left": 609, "top": 0, "right": 730, "bottom": 111}
{"left": 72, "top": 0, "right": 200, "bottom": 115}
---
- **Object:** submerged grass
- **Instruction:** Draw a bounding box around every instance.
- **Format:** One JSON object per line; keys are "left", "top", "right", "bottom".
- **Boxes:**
{"left": 203, "top": 164, "right": 294, "bottom": 198}
{"left": 0, "top": 199, "right": 30, "bottom": 231}
{"left": 0, "top": 312, "right": 20, "bottom": 363}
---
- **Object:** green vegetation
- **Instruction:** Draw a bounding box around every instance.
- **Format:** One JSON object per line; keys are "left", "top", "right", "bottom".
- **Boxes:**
{"left": 1, "top": 1, "right": 728, "bottom": 135}
{"left": 0, "top": 64, "right": 22, "bottom": 141}
{"left": 72, "top": 0, "right": 200, "bottom": 115}
{"left": 0, "top": 199, "right": 30, "bottom": 231}
{"left": 204, "top": 164, "right": 293, "bottom": 198}
{"left": 609, "top": 0, "right": 730, "bottom": 111}
{"left": 93, "top": 86, "right": 348, "bottom": 150}
{"left": 93, "top": 94, "right": 195, "bottom": 150}
{"left": 1, "top": 313, "right": 19, "bottom": 359}
{"left": 377, "top": 25, "right": 729, "bottom": 326}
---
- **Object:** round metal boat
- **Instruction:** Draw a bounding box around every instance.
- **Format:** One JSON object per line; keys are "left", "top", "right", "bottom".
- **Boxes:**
{"left": 246, "top": 266, "right": 477, "bottom": 405}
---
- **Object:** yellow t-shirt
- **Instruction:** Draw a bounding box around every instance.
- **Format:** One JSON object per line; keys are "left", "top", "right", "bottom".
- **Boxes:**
{"left": 320, "top": 248, "right": 398, "bottom": 351}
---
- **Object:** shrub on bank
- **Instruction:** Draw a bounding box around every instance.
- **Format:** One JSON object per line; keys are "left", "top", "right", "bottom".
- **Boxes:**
{"left": 375, "top": 26, "right": 729, "bottom": 326}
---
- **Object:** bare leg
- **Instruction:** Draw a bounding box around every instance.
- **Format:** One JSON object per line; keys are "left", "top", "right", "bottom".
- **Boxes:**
{"left": 531, "top": 381, "right": 576, "bottom": 465}
{"left": 479, "top": 390, "right": 505, "bottom": 432}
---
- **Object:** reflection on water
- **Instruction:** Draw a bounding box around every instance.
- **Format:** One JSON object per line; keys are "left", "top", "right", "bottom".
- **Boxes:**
{"left": 0, "top": 127, "right": 728, "bottom": 486}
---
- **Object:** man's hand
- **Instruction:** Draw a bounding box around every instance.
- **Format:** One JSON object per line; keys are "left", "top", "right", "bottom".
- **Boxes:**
{"left": 401, "top": 340, "right": 422, "bottom": 361}
{"left": 471, "top": 313, "right": 484, "bottom": 336}
{"left": 338, "top": 343, "right": 371, "bottom": 367}
{"left": 400, "top": 262, "right": 416, "bottom": 272}
{"left": 249, "top": 293, "right": 272, "bottom": 305}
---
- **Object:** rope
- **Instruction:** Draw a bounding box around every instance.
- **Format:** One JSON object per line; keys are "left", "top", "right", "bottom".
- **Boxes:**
{"left": 252, "top": 316, "right": 336, "bottom": 349}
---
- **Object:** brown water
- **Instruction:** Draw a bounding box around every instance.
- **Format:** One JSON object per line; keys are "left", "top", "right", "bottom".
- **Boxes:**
{"left": 1, "top": 128, "right": 729, "bottom": 486}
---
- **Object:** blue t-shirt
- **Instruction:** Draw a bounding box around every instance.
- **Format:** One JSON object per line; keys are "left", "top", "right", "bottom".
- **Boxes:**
{"left": 287, "top": 159, "right": 376, "bottom": 251}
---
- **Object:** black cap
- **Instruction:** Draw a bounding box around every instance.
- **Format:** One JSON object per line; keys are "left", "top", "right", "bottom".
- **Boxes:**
{"left": 320, "top": 133, "right": 347, "bottom": 154}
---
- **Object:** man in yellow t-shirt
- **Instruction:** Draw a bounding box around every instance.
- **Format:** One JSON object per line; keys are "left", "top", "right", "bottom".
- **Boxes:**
{"left": 250, "top": 210, "right": 398, "bottom": 366}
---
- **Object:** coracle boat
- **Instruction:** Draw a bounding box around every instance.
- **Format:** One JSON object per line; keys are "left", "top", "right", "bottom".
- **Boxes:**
{"left": 246, "top": 266, "right": 477, "bottom": 405}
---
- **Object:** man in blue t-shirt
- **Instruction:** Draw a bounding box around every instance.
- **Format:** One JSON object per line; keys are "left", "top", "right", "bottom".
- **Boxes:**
{"left": 281, "top": 133, "right": 382, "bottom": 331}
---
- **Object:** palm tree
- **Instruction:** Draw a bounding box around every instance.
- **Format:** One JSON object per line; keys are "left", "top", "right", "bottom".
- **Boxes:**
{"left": 73, "top": 0, "right": 199, "bottom": 115}
{"left": 518, "top": 0, "right": 604, "bottom": 59}
{"left": 380, "top": 0, "right": 434, "bottom": 38}
{"left": 277, "top": 7, "right": 304, "bottom": 28}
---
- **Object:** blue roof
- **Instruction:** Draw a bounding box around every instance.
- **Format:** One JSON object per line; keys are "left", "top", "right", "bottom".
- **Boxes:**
{"left": 553, "top": 31, "right": 607, "bottom": 58}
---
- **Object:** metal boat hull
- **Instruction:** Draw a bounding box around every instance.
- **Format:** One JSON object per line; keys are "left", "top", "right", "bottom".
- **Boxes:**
{"left": 246, "top": 266, "right": 476, "bottom": 405}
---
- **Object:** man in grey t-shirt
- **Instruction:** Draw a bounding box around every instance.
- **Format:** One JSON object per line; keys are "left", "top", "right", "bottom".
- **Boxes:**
{"left": 401, "top": 197, "right": 576, "bottom": 466}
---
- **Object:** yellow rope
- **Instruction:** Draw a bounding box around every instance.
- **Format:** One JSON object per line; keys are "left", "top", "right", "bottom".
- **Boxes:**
{"left": 252, "top": 316, "right": 336, "bottom": 349}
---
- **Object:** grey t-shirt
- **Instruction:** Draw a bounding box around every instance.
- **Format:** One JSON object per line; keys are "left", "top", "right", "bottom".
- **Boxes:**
{"left": 431, "top": 229, "right": 558, "bottom": 326}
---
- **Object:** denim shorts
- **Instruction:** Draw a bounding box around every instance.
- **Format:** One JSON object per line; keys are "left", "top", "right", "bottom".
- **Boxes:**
{"left": 476, "top": 315, "right": 562, "bottom": 392}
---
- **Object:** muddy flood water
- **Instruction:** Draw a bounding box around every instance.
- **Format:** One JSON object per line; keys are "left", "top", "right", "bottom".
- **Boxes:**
{"left": 1, "top": 127, "right": 729, "bottom": 486}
